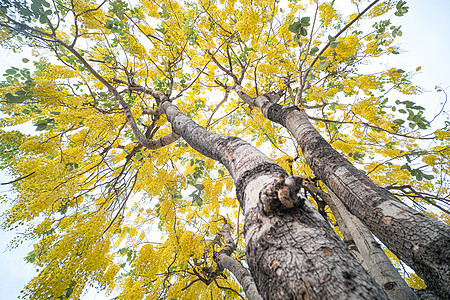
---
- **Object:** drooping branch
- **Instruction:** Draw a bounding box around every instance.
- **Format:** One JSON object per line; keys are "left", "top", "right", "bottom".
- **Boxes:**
{"left": 206, "top": 90, "right": 230, "bottom": 128}
{"left": 0, "top": 19, "right": 180, "bottom": 151}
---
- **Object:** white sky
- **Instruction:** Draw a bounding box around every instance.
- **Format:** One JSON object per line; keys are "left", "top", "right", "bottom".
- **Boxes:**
{"left": 0, "top": 1, "right": 449, "bottom": 299}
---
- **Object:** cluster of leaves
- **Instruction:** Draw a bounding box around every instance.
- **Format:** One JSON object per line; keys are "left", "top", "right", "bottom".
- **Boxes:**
{"left": 392, "top": 100, "right": 429, "bottom": 130}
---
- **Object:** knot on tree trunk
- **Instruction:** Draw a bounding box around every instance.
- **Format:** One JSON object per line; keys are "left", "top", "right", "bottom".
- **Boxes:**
{"left": 261, "top": 174, "right": 305, "bottom": 214}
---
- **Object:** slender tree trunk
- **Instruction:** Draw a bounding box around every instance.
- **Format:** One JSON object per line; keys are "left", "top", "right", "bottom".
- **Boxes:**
{"left": 304, "top": 181, "right": 418, "bottom": 299}
{"left": 160, "top": 99, "right": 388, "bottom": 299}
{"left": 237, "top": 91, "right": 450, "bottom": 298}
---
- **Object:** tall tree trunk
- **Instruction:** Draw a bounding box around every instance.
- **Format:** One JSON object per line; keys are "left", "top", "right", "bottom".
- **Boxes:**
{"left": 160, "top": 99, "right": 388, "bottom": 299}
{"left": 236, "top": 90, "right": 450, "bottom": 298}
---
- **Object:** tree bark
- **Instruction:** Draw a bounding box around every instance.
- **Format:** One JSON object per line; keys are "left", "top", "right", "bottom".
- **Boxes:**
{"left": 304, "top": 181, "right": 418, "bottom": 300}
{"left": 236, "top": 90, "right": 450, "bottom": 298}
{"left": 160, "top": 99, "right": 388, "bottom": 299}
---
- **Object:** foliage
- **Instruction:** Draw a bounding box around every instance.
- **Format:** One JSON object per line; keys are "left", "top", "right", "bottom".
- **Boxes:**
{"left": 0, "top": 0, "right": 448, "bottom": 298}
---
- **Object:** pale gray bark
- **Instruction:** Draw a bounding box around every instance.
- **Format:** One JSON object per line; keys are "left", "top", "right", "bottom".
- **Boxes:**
{"left": 214, "top": 224, "right": 263, "bottom": 300}
{"left": 303, "top": 181, "right": 418, "bottom": 299}
{"left": 160, "top": 99, "right": 388, "bottom": 299}
{"left": 216, "top": 254, "right": 262, "bottom": 300}
{"left": 330, "top": 186, "right": 418, "bottom": 300}
{"left": 234, "top": 88, "right": 450, "bottom": 298}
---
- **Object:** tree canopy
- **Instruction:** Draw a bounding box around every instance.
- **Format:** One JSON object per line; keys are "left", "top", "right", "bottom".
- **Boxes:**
{"left": 0, "top": 0, "right": 449, "bottom": 299}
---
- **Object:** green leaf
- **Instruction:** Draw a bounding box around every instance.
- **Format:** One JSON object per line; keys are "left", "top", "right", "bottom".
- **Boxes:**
{"left": 30, "top": 3, "right": 41, "bottom": 14}
{"left": 22, "top": 58, "right": 30, "bottom": 63}
{"left": 24, "top": 251, "right": 36, "bottom": 263}
{"left": 39, "top": 14, "right": 48, "bottom": 24}
{"left": 194, "top": 183, "right": 205, "bottom": 190}
{"left": 401, "top": 164, "right": 411, "bottom": 171}
{"left": 318, "top": 61, "right": 327, "bottom": 70}
{"left": 5, "top": 93, "right": 23, "bottom": 104}
{"left": 416, "top": 122, "right": 426, "bottom": 129}
{"left": 423, "top": 173, "right": 434, "bottom": 180}
{"left": 300, "top": 17, "right": 310, "bottom": 27}
{"left": 402, "top": 100, "right": 414, "bottom": 108}
{"left": 192, "top": 194, "right": 203, "bottom": 206}
{"left": 288, "top": 21, "right": 301, "bottom": 33}
{"left": 300, "top": 27, "right": 308, "bottom": 36}
{"left": 34, "top": 119, "right": 47, "bottom": 126}
{"left": 330, "top": 41, "right": 340, "bottom": 49}
{"left": 36, "top": 124, "right": 47, "bottom": 131}
{"left": 310, "top": 47, "right": 319, "bottom": 56}
{"left": 135, "top": 150, "right": 145, "bottom": 160}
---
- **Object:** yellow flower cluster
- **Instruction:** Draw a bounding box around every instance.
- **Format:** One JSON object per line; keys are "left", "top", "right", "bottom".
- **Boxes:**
{"left": 319, "top": 3, "right": 339, "bottom": 26}
{"left": 342, "top": 78, "right": 357, "bottom": 94}
{"left": 141, "top": 0, "right": 160, "bottom": 18}
{"left": 125, "top": 38, "right": 147, "bottom": 59}
{"left": 309, "top": 86, "right": 324, "bottom": 101}
{"left": 383, "top": 68, "right": 402, "bottom": 83}
{"left": 32, "top": 78, "right": 67, "bottom": 104}
{"left": 236, "top": 9, "right": 260, "bottom": 40}
{"left": 352, "top": 96, "right": 380, "bottom": 122}
{"left": 357, "top": 75, "right": 382, "bottom": 95}
{"left": 368, "top": 1, "right": 394, "bottom": 18}
{"left": 41, "top": 65, "right": 78, "bottom": 80}
{"left": 134, "top": 244, "right": 159, "bottom": 277}
{"left": 179, "top": 230, "right": 205, "bottom": 263}
{"left": 335, "top": 34, "right": 360, "bottom": 61}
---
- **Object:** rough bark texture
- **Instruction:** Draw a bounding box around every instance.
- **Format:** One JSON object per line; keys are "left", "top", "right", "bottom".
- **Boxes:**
{"left": 303, "top": 180, "right": 362, "bottom": 259}
{"left": 414, "top": 289, "right": 442, "bottom": 300}
{"left": 243, "top": 93, "right": 450, "bottom": 298}
{"left": 161, "top": 100, "right": 388, "bottom": 299}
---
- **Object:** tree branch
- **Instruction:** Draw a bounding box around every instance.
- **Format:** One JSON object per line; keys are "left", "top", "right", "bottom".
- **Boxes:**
{"left": 214, "top": 223, "right": 263, "bottom": 300}
{"left": 295, "top": 0, "right": 381, "bottom": 105}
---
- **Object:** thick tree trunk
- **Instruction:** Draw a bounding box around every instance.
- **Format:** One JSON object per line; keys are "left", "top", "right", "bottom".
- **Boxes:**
{"left": 161, "top": 100, "right": 388, "bottom": 299}
{"left": 238, "top": 91, "right": 450, "bottom": 298}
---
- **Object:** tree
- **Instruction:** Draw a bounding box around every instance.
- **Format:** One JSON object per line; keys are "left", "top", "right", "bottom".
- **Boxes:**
{"left": 0, "top": 0, "right": 449, "bottom": 299}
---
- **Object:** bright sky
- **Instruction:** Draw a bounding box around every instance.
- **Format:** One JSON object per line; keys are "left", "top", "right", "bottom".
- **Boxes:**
{"left": 0, "top": 1, "right": 449, "bottom": 299}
